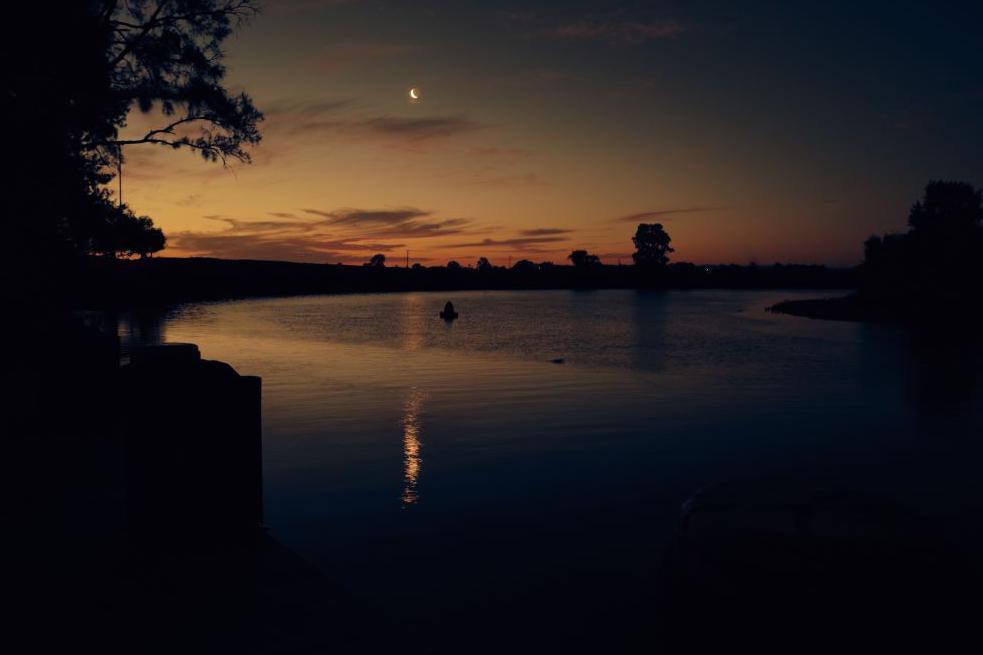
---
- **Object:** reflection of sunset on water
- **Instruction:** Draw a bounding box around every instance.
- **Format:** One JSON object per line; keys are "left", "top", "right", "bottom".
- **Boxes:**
{"left": 401, "top": 388, "right": 426, "bottom": 506}
{"left": 400, "top": 293, "right": 426, "bottom": 352}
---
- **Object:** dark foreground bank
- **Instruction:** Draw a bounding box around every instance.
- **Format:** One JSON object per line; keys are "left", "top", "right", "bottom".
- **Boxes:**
{"left": 68, "top": 256, "right": 857, "bottom": 307}
{"left": 8, "top": 318, "right": 390, "bottom": 653}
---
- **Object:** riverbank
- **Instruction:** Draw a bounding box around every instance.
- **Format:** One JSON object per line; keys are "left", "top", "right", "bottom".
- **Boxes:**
{"left": 769, "top": 293, "right": 983, "bottom": 324}
{"left": 767, "top": 294, "right": 900, "bottom": 322}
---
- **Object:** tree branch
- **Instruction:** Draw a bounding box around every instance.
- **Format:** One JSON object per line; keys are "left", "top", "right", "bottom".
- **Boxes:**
{"left": 109, "top": 0, "right": 171, "bottom": 68}
{"left": 108, "top": 136, "right": 233, "bottom": 165}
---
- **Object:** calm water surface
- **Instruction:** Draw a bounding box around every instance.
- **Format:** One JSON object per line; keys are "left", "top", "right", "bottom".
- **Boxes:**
{"left": 113, "top": 289, "right": 983, "bottom": 649}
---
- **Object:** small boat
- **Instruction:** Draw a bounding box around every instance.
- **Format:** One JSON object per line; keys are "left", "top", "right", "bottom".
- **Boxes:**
{"left": 439, "top": 301, "right": 459, "bottom": 320}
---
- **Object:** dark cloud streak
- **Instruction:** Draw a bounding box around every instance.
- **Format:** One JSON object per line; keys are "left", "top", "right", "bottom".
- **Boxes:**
{"left": 437, "top": 235, "right": 570, "bottom": 249}
{"left": 612, "top": 207, "right": 725, "bottom": 223}
{"left": 532, "top": 20, "right": 683, "bottom": 45}
{"left": 519, "top": 228, "right": 573, "bottom": 236}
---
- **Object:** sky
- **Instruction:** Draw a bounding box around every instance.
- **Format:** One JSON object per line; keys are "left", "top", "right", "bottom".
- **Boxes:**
{"left": 118, "top": 0, "right": 983, "bottom": 266}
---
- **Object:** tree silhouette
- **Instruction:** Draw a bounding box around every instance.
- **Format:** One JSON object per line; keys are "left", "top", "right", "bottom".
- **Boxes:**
{"left": 446, "top": 260, "right": 462, "bottom": 270}
{"left": 366, "top": 253, "right": 386, "bottom": 268}
{"left": 568, "top": 250, "right": 601, "bottom": 268}
{"left": 862, "top": 181, "right": 983, "bottom": 304}
{"left": 908, "top": 181, "right": 983, "bottom": 235}
{"left": 8, "top": 4, "right": 122, "bottom": 270}
{"left": 87, "top": 0, "right": 263, "bottom": 166}
{"left": 476, "top": 257, "right": 493, "bottom": 272}
{"left": 632, "top": 223, "right": 674, "bottom": 267}
{"left": 6, "top": 1, "right": 263, "bottom": 282}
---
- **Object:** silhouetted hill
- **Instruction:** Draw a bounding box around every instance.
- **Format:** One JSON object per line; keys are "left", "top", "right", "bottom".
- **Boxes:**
{"left": 70, "top": 256, "right": 857, "bottom": 308}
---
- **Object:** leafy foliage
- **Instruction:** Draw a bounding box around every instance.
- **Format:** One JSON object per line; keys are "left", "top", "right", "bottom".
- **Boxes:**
{"left": 94, "top": 0, "right": 264, "bottom": 165}
{"left": 632, "top": 223, "right": 674, "bottom": 267}
{"left": 90, "top": 202, "right": 167, "bottom": 258}
{"left": 907, "top": 181, "right": 983, "bottom": 235}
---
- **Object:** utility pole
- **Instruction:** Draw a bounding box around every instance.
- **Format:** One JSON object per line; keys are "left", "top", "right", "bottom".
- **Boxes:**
{"left": 118, "top": 144, "right": 123, "bottom": 208}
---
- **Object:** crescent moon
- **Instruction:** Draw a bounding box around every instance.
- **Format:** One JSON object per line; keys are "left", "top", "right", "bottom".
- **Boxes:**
{"left": 409, "top": 87, "right": 420, "bottom": 100}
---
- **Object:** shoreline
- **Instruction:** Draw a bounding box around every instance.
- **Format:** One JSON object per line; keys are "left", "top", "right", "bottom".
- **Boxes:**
{"left": 769, "top": 294, "right": 983, "bottom": 325}
{"left": 766, "top": 294, "right": 893, "bottom": 323}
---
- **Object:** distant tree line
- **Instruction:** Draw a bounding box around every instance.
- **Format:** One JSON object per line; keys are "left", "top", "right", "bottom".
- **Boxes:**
{"left": 362, "top": 223, "right": 679, "bottom": 285}
{"left": 74, "top": 215, "right": 852, "bottom": 305}
{"left": 75, "top": 257, "right": 857, "bottom": 307}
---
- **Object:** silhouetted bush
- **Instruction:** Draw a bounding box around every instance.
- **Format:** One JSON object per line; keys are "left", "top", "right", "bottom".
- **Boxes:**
{"left": 568, "top": 250, "right": 601, "bottom": 268}
{"left": 862, "top": 181, "right": 983, "bottom": 307}
{"left": 90, "top": 203, "right": 166, "bottom": 259}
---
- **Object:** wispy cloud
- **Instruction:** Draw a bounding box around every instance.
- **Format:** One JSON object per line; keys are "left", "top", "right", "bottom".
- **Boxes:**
{"left": 175, "top": 194, "right": 202, "bottom": 207}
{"left": 268, "top": 0, "right": 360, "bottom": 16}
{"left": 169, "top": 233, "right": 398, "bottom": 264}
{"left": 519, "top": 228, "right": 573, "bottom": 236}
{"left": 492, "top": 68, "right": 568, "bottom": 89}
{"left": 301, "top": 207, "right": 431, "bottom": 225}
{"left": 263, "top": 100, "right": 486, "bottom": 152}
{"left": 169, "top": 206, "right": 483, "bottom": 263}
{"left": 437, "top": 235, "right": 570, "bottom": 249}
{"left": 264, "top": 99, "right": 355, "bottom": 117}
{"left": 612, "top": 207, "right": 724, "bottom": 223}
{"left": 369, "top": 218, "right": 472, "bottom": 239}
{"left": 533, "top": 19, "right": 683, "bottom": 45}
{"left": 203, "top": 215, "right": 315, "bottom": 233}
{"left": 359, "top": 116, "right": 485, "bottom": 141}
{"left": 308, "top": 42, "right": 417, "bottom": 72}
{"left": 466, "top": 146, "right": 532, "bottom": 160}
{"left": 465, "top": 172, "right": 545, "bottom": 188}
